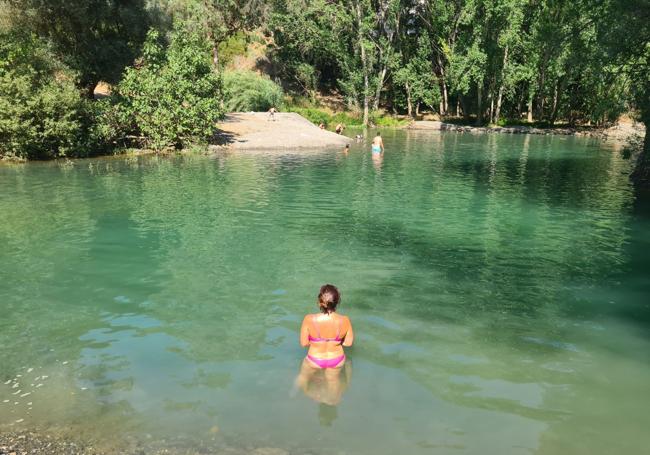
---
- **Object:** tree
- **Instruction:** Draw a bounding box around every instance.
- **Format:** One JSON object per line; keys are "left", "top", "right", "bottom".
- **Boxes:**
{"left": 0, "top": 31, "right": 104, "bottom": 159}
{"left": 222, "top": 70, "right": 284, "bottom": 111}
{"left": 110, "top": 28, "right": 223, "bottom": 149}
{"left": 596, "top": 0, "right": 650, "bottom": 186}
{"left": 393, "top": 35, "right": 439, "bottom": 116}
{"left": 4, "top": 0, "right": 150, "bottom": 97}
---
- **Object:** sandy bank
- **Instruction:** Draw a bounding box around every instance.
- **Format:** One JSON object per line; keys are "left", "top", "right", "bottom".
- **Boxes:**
{"left": 211, "top": 112, "right": 350, "bottom": 151}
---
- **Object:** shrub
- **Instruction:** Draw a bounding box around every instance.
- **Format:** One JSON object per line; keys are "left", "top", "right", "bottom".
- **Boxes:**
{"left": 0, "top": 33, "right": 104, "bottom": 159}
{"left": 286, "top": 107, "right": 330, "bottom": 126}
{"left": 222, "top": 70, "right": 283, "bottom": 112}
{"left": 112, "top": 28, "right": 223, "bottom": 150}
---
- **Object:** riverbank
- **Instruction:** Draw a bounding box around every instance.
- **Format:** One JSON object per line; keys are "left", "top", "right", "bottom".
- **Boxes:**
{"left": 407, "top": 119, "right": 645, "bottom": 142}
{"left": 211, "top": 112, "right": 350, "bottom": 151}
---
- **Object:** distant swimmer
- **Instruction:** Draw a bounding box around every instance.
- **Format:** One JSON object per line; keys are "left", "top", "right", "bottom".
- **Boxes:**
{"left": 335, "top": 123, "right": 345, "bottom": 134}
{"left": 268, "top": 106, "right": 277, "bottom": 121}
{"left": 343, "top": 144, "right": 350, "bottom": 154}
{"left": 371, "top": 132, "right": 384, "bottom": 154}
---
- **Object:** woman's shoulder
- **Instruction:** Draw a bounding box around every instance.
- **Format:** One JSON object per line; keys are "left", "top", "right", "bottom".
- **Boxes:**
{"left": 336, "top": 313, "right": 351, "bottom": 324}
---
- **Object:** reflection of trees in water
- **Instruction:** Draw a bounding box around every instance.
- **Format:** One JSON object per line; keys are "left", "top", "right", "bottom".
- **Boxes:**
{"left": 0, "top": 162, "right": 104, "bottom": 371}
{"left": 309, "top": 133, "right": 643, "bottom": 453}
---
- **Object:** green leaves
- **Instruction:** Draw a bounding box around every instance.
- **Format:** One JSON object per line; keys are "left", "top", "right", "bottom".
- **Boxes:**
{"left": 109, "top": 27, "right": 224, "bottom": 150}
{"left": 222, "top": 70, "right": 284, "bottom": 112}
{"left": 5, "top": 0, "right": 150, "bottom": 92}
{"left": 0, "top": 32, "right": 104, "bottom": 159}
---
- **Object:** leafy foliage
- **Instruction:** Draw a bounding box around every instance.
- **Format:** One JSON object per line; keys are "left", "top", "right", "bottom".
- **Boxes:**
{"left": 4, "top": 0, "right": 149, "bottom": 94}
{"left": 111, "top": 28, "right": 223, "bottom": 150}
{"left": 222, "top": 70, "right": 283, "bottom": 111}
{"left": 0, "top": 32, "right": 105, "bottom": 159}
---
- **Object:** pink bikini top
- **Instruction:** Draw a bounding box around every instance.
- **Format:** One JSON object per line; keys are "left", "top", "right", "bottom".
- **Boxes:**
{"left": 308, "top": 315, "right": 343, "bottom": 343}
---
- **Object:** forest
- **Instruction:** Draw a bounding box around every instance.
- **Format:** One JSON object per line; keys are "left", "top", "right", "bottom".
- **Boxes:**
{"left": 0, "top": 0, "right": 648, "bottom": 183}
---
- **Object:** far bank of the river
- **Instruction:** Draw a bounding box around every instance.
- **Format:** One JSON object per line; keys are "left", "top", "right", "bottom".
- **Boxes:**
{"left": 407, "top": 120, "right": 646, "bottom": 142}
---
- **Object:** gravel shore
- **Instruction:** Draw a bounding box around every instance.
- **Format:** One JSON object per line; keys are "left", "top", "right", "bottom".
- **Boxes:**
{"left": 408, "top": 120, "right": 645, "bottom": 141}
{"left": 0, "top": 430, "right": 293, "bottom": 455}
{"left": 212, "top": 112, "right": 350, "bottom": 151}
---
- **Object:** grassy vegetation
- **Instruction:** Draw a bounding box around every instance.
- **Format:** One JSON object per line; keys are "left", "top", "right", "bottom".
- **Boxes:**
{"left": 285, "top": 99, "right": 410, "bottom": 130}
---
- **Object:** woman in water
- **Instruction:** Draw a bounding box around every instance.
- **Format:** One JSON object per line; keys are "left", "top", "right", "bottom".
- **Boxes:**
{"left": 300, "top": 284, "right": 353, "bottom": 368}
{"left": 294, "top": 285, "right": 353, "bottom": 408}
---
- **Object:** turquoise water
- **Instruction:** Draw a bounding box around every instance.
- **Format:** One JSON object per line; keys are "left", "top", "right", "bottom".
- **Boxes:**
{"left": 1, "top": 131, "right": 649, "bottom": 454}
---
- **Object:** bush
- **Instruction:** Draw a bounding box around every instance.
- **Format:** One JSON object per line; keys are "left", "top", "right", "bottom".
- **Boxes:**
{"left": 111, "top": 28, "right": 223, "bottom": 150}
{"left": 222, "top": 70, "right": 283, "bottom": 112}
{"left": 0, "top": 33, "right": 104, "bottom": 159}
{"left": 286, "top": 107, "right": 331, "bottom": 126}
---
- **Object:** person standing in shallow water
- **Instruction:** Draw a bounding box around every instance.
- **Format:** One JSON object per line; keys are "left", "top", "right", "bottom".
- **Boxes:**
{"left": 294, "top": 285, "right": 354, "bottom": 408}
{"left": 300, "top": 284, "right": 353, "bottom": 368}
{"left": 371, "top": 131, "right": 384, "bottom": 154}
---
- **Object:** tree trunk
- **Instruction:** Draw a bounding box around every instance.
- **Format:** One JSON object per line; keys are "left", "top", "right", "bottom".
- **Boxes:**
{"left": 406, "top": 81, "right": 413, "bottom": 117}
{"left": 416, "top": 102, "right": 421, "bottom": 116}
{"left": 436, "top": 55, "right": 449, "bottom": 115}
{"left": 456, "top": 97, "right": 461, "bottom": 117}
{"left": 373, "top": 62, "right": 388, "bottom": 111}
{"left": 516, "top": 85, "right": 524, "bottom": 118}
{"left": 536, "top": 52, "right": 548, "bottom": 120}
{"left": 477, "top": 83, "right": 483, "bottom": 125}
{"left": 460, "top": 95, "right": 469, "bottom": 121}
{"left": 527, "top": 93, "right": 534, "bottom": 122}
{"left": 204, "top": 13, "right": 219, "bottom": 69}
{"left": 632, "top": 129, "right": 650, "bottom": 188}
{"left": 489, "top": 94, "right": 494, "bottom": 124}
{"left": 494, "top": 44, "right": 509, "bottom": 125}
{"left": 549, "top": 79, "right": 560, "bottom": 126}
{"left": 354, "top": 0, "right": 370, "bottom": 127}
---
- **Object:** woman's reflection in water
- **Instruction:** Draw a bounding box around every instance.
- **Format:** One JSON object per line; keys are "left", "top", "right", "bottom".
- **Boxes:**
{"left": 295, "top": 358, "right": 353, "bottom": 426}
{"left": 372, "top": 151, "right": 383, "bottom": 172}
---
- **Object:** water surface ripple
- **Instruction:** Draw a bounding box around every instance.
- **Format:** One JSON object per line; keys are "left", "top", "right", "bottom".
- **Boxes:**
{"left": 1, "top": 131, "right": 649, "bottom": 454}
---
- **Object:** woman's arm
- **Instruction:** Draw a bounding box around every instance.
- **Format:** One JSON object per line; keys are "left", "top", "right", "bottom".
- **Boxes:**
{"left": 342, "top": 316, "right": 354, "bottom": 347}
{"left": 300, "top": 315, "right": 310, "bottom": 347}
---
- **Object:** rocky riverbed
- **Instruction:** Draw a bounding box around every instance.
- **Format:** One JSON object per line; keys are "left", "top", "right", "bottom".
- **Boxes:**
{"left": 0, "top": 430, "right": 294, "bottom": 455}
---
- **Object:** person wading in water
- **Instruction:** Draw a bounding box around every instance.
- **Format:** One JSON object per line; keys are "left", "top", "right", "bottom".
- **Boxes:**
{"left": 294, "top": 285, "right": 354, "bottom": 407}
{"left": 371, "top": 132, "right": 384, "bottom": 154}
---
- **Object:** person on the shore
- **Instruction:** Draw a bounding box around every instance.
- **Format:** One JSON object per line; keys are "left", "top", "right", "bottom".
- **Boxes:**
{"left": 335, "top": 123, "right": 344, "bottom": 134}
{"left": 371, "top": 132, "right": 384, "bottom": 154}
{"left": 319, "top": 122, "right": 326, "bottom": 130}
{"left": 299, "top": 284, "right": 353, "bottom": 369}
{"left": 268, "top": 106, "right": 277, "bottom": 121}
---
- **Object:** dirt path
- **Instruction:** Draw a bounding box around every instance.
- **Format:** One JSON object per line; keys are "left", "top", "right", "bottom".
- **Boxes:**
{"left": 212, "top": 112, "right": 350, "bottom": 151}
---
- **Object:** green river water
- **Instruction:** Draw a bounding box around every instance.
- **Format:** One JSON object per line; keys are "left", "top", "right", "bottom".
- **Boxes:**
{"left": 1, "top": 131, "right": 649, "bottom": 454}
